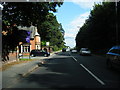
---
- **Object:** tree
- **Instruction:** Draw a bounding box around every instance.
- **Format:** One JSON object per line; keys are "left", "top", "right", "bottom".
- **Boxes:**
{"left": 2, "top": 2, "right": 63, "bottom": 26}
{"left": 76, "top": 2, "right": 120, "bottom": 54}
{"left": 2, "top": 2, "right": 63, "bottom": 61}
{"left": 38, "top": 13, "right": 65, "bottom": 51}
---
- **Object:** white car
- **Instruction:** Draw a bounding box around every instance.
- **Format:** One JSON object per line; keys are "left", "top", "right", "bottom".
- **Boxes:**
{"left": 71, "top": 50, "right": 77, "bottom": 53}
{"left": 80, "top": 48, "right": 91, "bottom": 55}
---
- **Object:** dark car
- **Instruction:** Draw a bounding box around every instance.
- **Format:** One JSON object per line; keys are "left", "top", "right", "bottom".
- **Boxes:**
{"left": 62, "top": 48, "right": 66, "bottom": 52}
{"left": 30, "top": 49, "right": 50, "bottom": 57}
{"left": 106, "top": 46, "right": 120, "bottom": 70}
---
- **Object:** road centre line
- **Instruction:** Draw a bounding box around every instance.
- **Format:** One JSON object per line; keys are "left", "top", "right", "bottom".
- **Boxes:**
{"left": 71, "top": 56, "right": 105, "bottom": 86}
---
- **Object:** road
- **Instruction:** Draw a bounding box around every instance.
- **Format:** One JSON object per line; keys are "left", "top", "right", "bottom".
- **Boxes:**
{"left": 9, "top": 51, "right": 120, "bottom": 89}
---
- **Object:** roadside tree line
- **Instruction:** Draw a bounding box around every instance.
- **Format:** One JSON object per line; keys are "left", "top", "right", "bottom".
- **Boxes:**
{"left": 75, "top": 2, "right": 120, "bottom": 54}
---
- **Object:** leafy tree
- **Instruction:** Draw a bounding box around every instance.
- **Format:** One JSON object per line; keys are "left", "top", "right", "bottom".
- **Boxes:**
{"left": 76, "top": 2, "right": 120, "bottom": 54}
{"left": 2, "top": 2, "right": 63, "bottom": 61}
{"left": 38, "top": 13, "right": 65, "bottom": 51}
{"left": 2, "top": 2, "right": 63, "bottom": 26}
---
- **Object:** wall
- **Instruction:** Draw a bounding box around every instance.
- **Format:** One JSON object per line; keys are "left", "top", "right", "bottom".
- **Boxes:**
{"left": 30, "top": 39, "right": 35, "bottom": 50}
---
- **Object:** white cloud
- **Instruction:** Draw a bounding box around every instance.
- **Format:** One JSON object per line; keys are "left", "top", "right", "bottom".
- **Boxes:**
{"left": 64, "top": 32, "right": 76, "bottom": 48}
{"left": 70, "top": 11, "right": 90, "bottom": 28}
{"left": 65, "top": 33, "right": 75, "bottom": 39}
{"left": 64, "top": 11, "right": 90, "bottom": 48}
{"left": 64, "top": 0, "right": 102, "bottom": 9}
{"left": 65, "top": 38, "right": 76, "bottom": 48}
{"left": 66, "top": 11, "right": 90, "bottom": 35}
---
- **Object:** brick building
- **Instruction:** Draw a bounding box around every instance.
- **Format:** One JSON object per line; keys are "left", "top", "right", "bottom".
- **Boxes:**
{"left": 18, "top": 25, "right": 41, "bottom": 56}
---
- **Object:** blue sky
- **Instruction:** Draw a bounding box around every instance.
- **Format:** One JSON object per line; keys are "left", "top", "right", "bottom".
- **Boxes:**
{"left": 54, "top": 1, "right": 101, "bottom": 48}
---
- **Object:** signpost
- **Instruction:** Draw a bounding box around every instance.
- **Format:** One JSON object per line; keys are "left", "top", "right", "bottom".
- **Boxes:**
{"left": 46, "top": 42, "right": 50, "bottom": 53}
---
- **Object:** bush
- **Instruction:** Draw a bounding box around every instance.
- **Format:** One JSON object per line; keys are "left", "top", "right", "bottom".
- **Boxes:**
{"left": 53, "top": 45, "right": 60, "bottom": 51}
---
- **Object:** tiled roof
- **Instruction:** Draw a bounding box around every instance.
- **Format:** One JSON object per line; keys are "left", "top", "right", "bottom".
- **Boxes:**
{"left": 17, "top": 25, "right": 40, "bottom": 39}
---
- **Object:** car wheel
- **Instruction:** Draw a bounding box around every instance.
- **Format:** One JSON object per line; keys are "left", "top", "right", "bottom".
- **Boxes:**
{"left": 106, "top": 59, "right": 113, "bottom": 69}
{"left": 31, "top": 54, "right": 35, "bottom": 57}
{"left": 44, "top": 54, "right": 47, "bottom": 57}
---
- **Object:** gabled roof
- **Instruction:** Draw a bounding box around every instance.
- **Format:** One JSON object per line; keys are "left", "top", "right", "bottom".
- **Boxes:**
{"left": 18, "top": 25, "right": 40, "bottom": 39}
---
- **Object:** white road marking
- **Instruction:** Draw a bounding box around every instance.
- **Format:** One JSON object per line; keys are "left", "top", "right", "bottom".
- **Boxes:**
{"left": 71, "top": 56, "right": 105, "bottom": 85}
{"left": 80, "top": 64, "right": 105, "bottom": 85}
{"left": 72, "top": 56, "right": 77, "bottom": 62}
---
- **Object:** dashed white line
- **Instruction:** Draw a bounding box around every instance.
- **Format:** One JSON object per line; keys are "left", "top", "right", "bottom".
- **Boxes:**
{"left": 71, "top": 56, "right": 105, "bottom": 86}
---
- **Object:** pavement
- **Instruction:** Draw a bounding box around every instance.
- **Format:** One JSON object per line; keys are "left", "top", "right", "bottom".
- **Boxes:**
{"left": 0, "top": 51, "right": 60, "bottom": 89}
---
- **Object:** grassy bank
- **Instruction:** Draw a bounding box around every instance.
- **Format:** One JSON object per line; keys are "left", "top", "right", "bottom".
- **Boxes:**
{"left": 19, "top": 58, "right": 32, "bottom": 61}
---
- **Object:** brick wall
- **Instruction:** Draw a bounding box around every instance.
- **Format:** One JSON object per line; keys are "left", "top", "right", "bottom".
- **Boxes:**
{"left": 30, "top": 39, "right": 35, "bottom": 50}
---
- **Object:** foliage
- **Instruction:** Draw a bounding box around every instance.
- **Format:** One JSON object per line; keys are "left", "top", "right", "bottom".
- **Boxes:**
{"left": 2, "top": 2, "right": 63, "bottom": 26}
{"left": 2, "top": 23, "right": 30, "bottom": 61}
{"left": 52, "top": 45, "right": 59, "bottom": 51}
{"left": 41, "top": 41, "right": 47, "bottom": 46}
{"left": 2, "top": 2, "right": 63, "bottom": 61}
{"left": 38, "top": 13, "right": 65, "bottom": 51}
{"left": 76, "top": 2, "right": 120, "bottom": 54}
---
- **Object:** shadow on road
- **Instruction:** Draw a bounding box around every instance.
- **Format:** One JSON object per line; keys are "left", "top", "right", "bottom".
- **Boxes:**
{"left": 11, "top": 51, "right": 120, "bottom": 89}
{"left": 19, "top": 56, "right": 87, "bottom": 89}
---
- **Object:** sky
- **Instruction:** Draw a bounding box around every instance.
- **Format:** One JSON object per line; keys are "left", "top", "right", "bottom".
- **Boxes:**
{"left": 54, "top": 0, "right": 102, "bottom": 48}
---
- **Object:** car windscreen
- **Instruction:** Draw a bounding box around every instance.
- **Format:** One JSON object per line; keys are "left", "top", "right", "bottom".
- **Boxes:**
{"left": 107, "top": 49, "right": 120, "bottom": 56}
{"left": 109, "top": 49, "right": 120, "bottom": 54}
{"left": 81, "top": 48, "right": 89, "bottom": 51}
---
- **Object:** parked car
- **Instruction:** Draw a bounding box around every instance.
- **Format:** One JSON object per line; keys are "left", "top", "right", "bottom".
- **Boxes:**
{"left": 79, "top": 48, "right": 91, "bottom": 55}
{"left": 30, "top": 49, "right": 50, "bottom": 57}
{"left": 106, "top": 46, "right": 120, "bottom": 70}
{"left": 62, "top": 48, "right": 66, "bottom": 52}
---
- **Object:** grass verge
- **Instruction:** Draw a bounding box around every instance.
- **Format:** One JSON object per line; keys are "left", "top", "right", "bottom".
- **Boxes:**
{"left": 19, "top": 58, "right": 32, "bottom": 61}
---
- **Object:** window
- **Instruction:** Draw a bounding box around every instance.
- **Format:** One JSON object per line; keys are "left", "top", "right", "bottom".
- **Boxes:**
{"left": 23, "top": 46, "right": 30, "bottom": 52}
{"left": 109, "top": 49, "right": 120, "bottom": 54}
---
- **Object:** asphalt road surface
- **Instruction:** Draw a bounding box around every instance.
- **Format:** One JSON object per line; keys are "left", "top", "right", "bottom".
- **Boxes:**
{"left": 8, "top": 51, "right": 120, "bottom": 89}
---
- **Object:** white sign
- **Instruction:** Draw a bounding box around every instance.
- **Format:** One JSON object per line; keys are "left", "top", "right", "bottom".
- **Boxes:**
{"left": 46, "top": 42, "right": 50, "bottom": 46}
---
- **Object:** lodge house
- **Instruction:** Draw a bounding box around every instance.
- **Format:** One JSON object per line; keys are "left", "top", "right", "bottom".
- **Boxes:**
{"left": 18, "top": 25, "right": 41, "bottom": 56}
